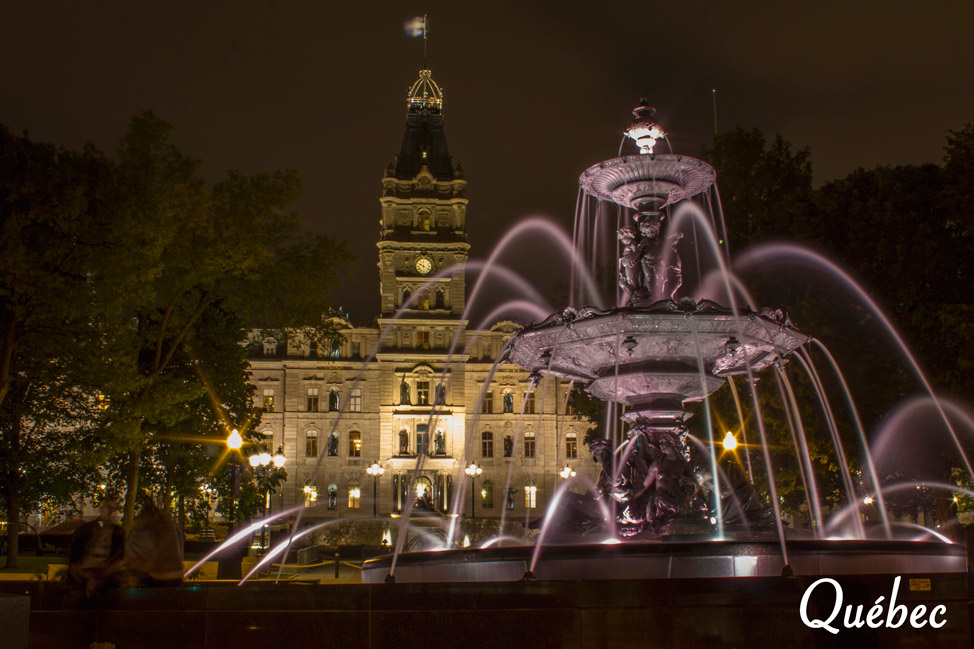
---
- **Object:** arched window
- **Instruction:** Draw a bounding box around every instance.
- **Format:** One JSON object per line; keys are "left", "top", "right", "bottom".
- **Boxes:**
{"left": 305, "top": 430, "right": 319, "bottom": 457}
{"left": 347, "top": 482, "right": 361, "bottom": 509}
{"left": 503, "top": 392, "right": 514, "bottom": 414}
{"left": 524, "top": 482, "right": 537, "bottom": 509}
{"left": 328, "top": 389, "right": 340, "bottom": 411}
{"left": 481, "top": 480, "right": 494, "bottom": 508}
{"left": 523, "top": 431, "right": 536, "bottom": 458}
{"left": 348, "top": 430, "right": 362, "bottom": 457}
{"left": 565, "top": 432, "right": 578, "bottom": 459}
{"left": 398, "top": 429, "right": 409, "bottom": 455}
{"left": 327, "top": 432, "right": 339, "bottom": 457}
{"left": 481, "top": 431, "right": 494, "bottom": 458}
{"left": 417, "top": 210, "right": 431, "bottom": 231}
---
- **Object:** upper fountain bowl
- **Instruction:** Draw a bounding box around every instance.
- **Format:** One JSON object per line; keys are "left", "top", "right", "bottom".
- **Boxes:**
{"left": 579, "top": 154, "right": 716, "bottom": 213}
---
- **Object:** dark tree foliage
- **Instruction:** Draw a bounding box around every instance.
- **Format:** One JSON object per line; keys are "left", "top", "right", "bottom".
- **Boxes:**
{"left": 699, "top": 126, "right": 974, "bottom": 522}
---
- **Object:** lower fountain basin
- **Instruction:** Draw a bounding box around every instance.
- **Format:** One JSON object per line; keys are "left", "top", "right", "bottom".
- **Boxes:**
{"left": 362, "top": 539, "right": 966, "bottom": 583}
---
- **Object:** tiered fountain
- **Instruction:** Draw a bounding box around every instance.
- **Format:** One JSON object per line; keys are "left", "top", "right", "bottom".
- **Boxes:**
{"left": 361, "top": 102, "right": 967, "bottom": 583}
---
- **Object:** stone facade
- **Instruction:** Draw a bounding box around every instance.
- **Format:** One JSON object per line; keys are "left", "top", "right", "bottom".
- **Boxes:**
{"left": 246, "top": 70, "right": 597, "bottom": 523}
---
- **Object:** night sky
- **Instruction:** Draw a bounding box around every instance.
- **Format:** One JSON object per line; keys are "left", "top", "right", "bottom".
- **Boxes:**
{"left": 3, "top": 1, "right": 972, "bottom": 325}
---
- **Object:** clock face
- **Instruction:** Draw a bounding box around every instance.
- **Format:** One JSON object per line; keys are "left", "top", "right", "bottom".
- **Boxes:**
{"left": 415, "top": 257, "right": 432, "bottom": 275}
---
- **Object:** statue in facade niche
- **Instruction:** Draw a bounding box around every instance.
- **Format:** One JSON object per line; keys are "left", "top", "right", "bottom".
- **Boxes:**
{"left": 503, "top": 435, "right": 514, "bottom": 458}
{"left": 327, "top": 433, "right": 339, "bottom": 457}
{"left": 434, "top": 430, "right": 445, "bottom": 456}
{"left": 400, "top": 378, "right": 410, "bottom": 405}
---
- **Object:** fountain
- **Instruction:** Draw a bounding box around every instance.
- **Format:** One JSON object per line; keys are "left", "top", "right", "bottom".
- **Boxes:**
{"left": 361, "top": 101, "right": 969, "bottom": 583}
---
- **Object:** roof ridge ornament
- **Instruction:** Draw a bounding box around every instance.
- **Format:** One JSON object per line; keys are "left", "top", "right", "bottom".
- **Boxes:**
{"left": 407, "top": 69, "right": 443, "bottom": 115}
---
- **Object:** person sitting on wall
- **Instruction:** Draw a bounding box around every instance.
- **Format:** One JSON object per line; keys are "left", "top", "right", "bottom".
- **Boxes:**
{"left": 65, "top": 497, "right": 125, "bottom": 597}
{"left": 119, "top": 496, "right": 184, "bottom": 588}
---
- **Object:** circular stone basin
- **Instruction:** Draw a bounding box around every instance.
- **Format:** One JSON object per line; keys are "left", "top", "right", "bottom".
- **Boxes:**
{"left": 362, "top": 540, "right": 966, "bottom": 583}
{"left": 505, "top": 302, "right": 808, "bottom": 407}
{"left": 579, "top": 154, "right": 717, "bottom": 211}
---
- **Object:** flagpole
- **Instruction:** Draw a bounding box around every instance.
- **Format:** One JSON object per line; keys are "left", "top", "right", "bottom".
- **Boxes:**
{"left": 712, "top": 88, "right": 718, "bottom": 136}
{"left": 423, "top": 14, "right": 428, "bottom": 69}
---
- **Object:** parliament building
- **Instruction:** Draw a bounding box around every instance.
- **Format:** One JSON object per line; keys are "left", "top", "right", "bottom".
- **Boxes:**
{"left": 246, "top": 69, "right": 596, "bottom": 523}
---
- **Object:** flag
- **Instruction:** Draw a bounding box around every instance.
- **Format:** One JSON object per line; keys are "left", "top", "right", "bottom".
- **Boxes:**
{"left": 404, "top": 16, "right": 426, "bottom": 37}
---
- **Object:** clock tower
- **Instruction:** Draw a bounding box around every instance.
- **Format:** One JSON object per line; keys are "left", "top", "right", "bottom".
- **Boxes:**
{"left": 377, "top": 69, "right": 469, "bottom": 318}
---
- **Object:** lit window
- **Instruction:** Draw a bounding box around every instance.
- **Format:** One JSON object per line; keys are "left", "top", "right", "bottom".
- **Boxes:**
{"left": 303, "top": 484, "right": 317, "bottom": 505}
{"left": 349, "top": 387, "right": 362, "bottom": 412}
{"left": 482, "top": 391, "right": 493, "bottom": 414}
{"left": 305, "top": 430, "right": 319, "bottom": 458}
{"left": 417, "top": 211, "right": 430, "bottom": 231}
{"left": 523, "top": 431, "right": 536, "bottom": 458}
{"left": 481, "top": 480, "right": 494, "bottom": 508}
{"left": 416, "top": 380, "right": 430, "bottom": 405}
{"left": 328, "top": 389, "right": 340, "bottom": 412}
{"left": 307, "top": 387, "right": 320, "bottom": 412}
{"left": 418, "top": 331, "right": 430, "bottom": 349}
{"left": 416, "top": 424, "right": 429, "bottom": 456}
{"left": 348, "top": 431, "right": 362, "bottom": 457}
{"left": 526, "top": 391, "right": 535, "bottom": 414}
{"left": 481, "top": 431, "right": 493, "bottom": 458}
{"left": 524, "top": 483, "right": 537, "bottom": 509}
{"left": 566, "top": 432, "right": 578, "bottom": 459}
{"left": 262, "top": 388, "right": 275, "bottom": 412}
{"left": 263, "top": 338, "right": 277, "bottom": 355}
{"left": 347, "top": 482, "right": 361, "bottom": 509}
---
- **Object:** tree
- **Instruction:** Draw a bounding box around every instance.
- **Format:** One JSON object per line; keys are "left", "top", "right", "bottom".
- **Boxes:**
{"left": 0, "top": 127, "right": 114, "bottom": 566}
{"left": 89, "top": 112, "right": 351, "bottom": 528}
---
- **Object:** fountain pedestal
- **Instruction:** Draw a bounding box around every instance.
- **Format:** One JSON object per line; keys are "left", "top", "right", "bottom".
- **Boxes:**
{"left": 506, "top": 299, "right": 808, "bottom": 536}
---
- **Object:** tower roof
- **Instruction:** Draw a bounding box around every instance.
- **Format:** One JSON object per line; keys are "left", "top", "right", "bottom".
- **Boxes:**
{"left": 394, "top": 69, "right": 454, "bottom": 180}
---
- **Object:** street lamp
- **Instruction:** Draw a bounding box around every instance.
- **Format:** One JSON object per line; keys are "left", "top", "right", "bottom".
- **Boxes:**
{"left": 366, "top": 462, "right": 385, "bottom": 519}
{"left": 722, "top": 431, "right": 738, "bottom": 451}
{"left": 246, "top": 445, "right": 286, "bottom": 550}
{"left": 559, "top": 466, "right": 576, "bottom": 479}
{"left": 226, "top": 429, "right": 243, "bottom": 531}
{"left": 465, "top": 462, "right": 482, "bottom": 519}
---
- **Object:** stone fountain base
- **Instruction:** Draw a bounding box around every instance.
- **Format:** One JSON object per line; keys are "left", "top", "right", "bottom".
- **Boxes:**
{"left": 361, "top": 539, "right": 966, "bottom": 583}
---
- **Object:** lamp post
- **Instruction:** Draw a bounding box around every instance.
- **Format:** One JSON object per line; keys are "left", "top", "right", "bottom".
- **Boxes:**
{"left": 366, "top": 462, "right": 385, "bottom": 518}
{"left": 465, "top": 462, "right": 482, "bottom": 519}
{"left": 559, "top": 466, "right": 576, "bottom": 479}
{"left": 247, "top": 446, "right": 286, "bottom": 550}
{"left": 226, "top": 429, "right": 243, "bottom": 532}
